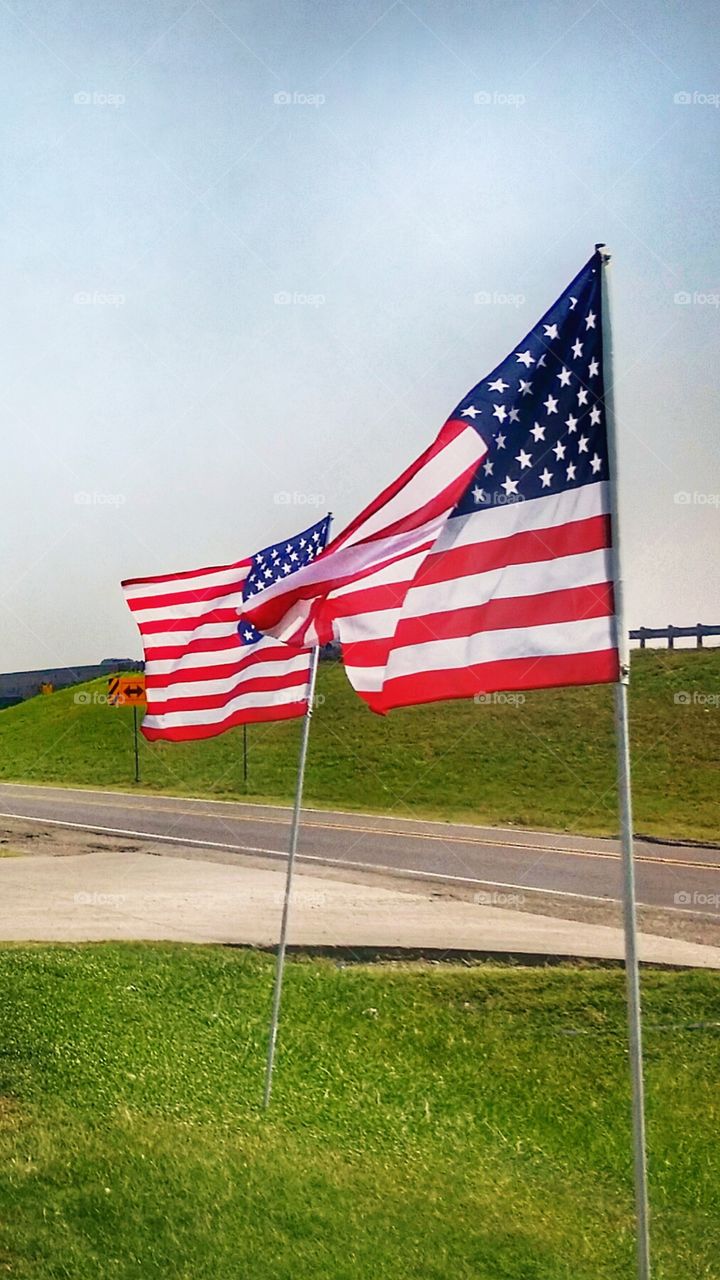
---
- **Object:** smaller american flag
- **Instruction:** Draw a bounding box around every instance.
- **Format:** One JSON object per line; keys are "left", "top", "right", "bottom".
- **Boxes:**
{"left": 122, "top": 514, "right": 330, "bottom": 742}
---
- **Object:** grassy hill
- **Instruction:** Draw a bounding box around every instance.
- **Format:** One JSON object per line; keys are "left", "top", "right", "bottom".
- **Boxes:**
{"left": 0, "top": 945, "right": 718, "bottom": 1279}
{"left": 0, "top": 649, "right": 717, "bottom": 840}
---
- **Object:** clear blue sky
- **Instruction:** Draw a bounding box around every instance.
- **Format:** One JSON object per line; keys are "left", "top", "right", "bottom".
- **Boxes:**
{"left": 1, "top": 0, "right": 718, "bottom": 669}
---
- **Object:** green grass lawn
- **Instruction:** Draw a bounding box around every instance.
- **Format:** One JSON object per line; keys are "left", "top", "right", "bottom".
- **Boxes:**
{"left": 0, "top": 649, "right": 718, "bottom": 840}
{"left": 0, "top": 946, "right": 718, "bottom": 1279}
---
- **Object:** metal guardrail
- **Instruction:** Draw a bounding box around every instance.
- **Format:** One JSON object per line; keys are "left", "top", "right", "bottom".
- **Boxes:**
{"left": 630, "top": 625, "right": 720, "bottom": 649}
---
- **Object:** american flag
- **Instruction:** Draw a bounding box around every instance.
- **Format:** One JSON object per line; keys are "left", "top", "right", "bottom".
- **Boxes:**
{"left": 122, "top": 514, "right": 331, "bottom": 741}
{"left": 245, "top": 251, "right": 618, "bottom": 712}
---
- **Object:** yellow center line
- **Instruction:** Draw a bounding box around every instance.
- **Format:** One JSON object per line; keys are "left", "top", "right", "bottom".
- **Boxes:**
{"left": 3, "top": 791, "right": 718, "bottom": 872}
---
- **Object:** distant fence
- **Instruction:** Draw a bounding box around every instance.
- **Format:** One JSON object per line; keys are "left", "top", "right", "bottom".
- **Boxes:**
{"left": 630, "top": 625, "right": 720, "bottom": 650}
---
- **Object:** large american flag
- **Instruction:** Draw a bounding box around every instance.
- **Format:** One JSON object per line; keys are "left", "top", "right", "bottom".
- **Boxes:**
{"left": 245, "top": 251, "right": 618, "bottom": 712}
{"left": 122, "top": 515, "right": 331, "bottom": 741}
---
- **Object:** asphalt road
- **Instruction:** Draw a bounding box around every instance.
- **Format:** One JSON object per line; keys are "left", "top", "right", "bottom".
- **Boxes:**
{"left": 1, "top": 782, "right": 718, "bottom": 917}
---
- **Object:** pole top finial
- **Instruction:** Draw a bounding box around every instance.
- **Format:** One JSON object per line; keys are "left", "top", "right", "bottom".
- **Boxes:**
{"left": 595, "top": 242, "right": 611, "bottom": 264}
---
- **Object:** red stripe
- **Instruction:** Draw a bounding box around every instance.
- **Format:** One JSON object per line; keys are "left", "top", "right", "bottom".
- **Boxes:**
{"left": 341, "top": 636, "right": 394, "bottom": 671}
{"left": 136, "top": 607, "right": 241, "bottom": 635}
{"left": 123, "top": 559, "right": 250, "bottom": 589}
{"left": 128, "top": 579, "right": 247, "bottom": 613}
{"left": 418, "top": 514, "right": 611, "bottom": 587}
{"left": 145, "top": 648, "right": 307, "bottom": 689}
{"left": 146, "top": 660, "right": 304, "bottom": 691}
{"left": 392, "top": 582, "right": 615, "bottom": 648}
{"left": 144, "top": 637, "right": 291, "bottom": 664}
{"left": 330, "top": 579, "right": 415, "bottom": 621}
{"left": 146, "top": 669, "right": 310, "bottom": 714}
{"left": 373, "top": 649, "right": 620, "bottom": 712}
{"left": 141, "top": 700, "right": 306, "bottom": 742}
{"left": 143, "top": 633, "right": 241, "bottom": 661}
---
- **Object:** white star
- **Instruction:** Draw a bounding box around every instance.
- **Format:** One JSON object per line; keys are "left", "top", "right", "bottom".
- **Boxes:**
{"left": 244, "top": 629, "right": 254, "bottom": 641}
{"left": 544, "top": 394, "right": 558, "bottom": 414}
{"left": 530, "top": 421, "right": 545, "bottom": 441}
{"left": 557, "top": 366, "right": 572, "bottom": 387}
{"left": 516, "top": 350, "right": 535, "bottom": 367}
{"left": 553, "top": 441, "right": 566, "bottom": 461}
{"left": 488, "top": 378, "right": 509, "bottom": 393}
{"left": 462, "top": 404, "right": 481, "bottom": 419}
{"left": 589, "top": 405, "right": 601, "bottom": 426}
{"left": 572, "top": 339, "right": 583, "bottom": 359}
{"left": 483, "top": 459, "right": 494, "bottom": 475}
{"left": 537, "top": 354, "right": 547, "bottom": 368}
{"left": 539, "top": 467, "right": 553, "bottom": 488}
{"left": 495, "top": 432, "right": 506, "bottom": 449}
{"left": 290, "top": 551, "right": 298, "bottom": 561}
{"left": 569, "top": 296, "right": 577, "bottom": 310}
{"left": 565, "top": 414, "right": 578, "bottom": 433}
{"left": 307, "top": 547, "right": 315, "bottom": 558}
{"left": 285, "top": 544, "right": 293, "bottom": 553}
{"left": 543, "top": 323, "right": 559, "bottom": 340}
{"left": 271, "top": 549, "right": 279, "bottom": 560}
{"left": 585, "top": 310, "right": 596, "bottom": 330}
{"left": 312, "top": 531, "right": 320, "bottom": 542}
{"left": 263, "top": 567, "right": 272, "bottom": 578}
{"left": 515, "top": 449, "right": 532, "bottom": 469}
{"left": 518, "top": 379, "right": 532, "bottom": 396}
{"left": 472, "top": 486, "right": 486, "bottom": 504}
{"left": 566, "top": 462, "right": 577, "bottom": 480}
{"left": 282, "top": 562, "right": 291, "bottom": 574}
{"left": 299, "top": 538, "right": 306, "bottom": 548}
{"left": 501, "top": 476, "right": 519, "bottom": 496}
{"left": 588, "top": 358, "right": 599, "bottom": 377}
{"left": 578, "top": 435, "right": 589, "bottom": 453}
{"left": 492, "top": 404, "right": 507, "bottom": 422}
{"left": 508, "top": 407, "right": 520, "bottom": 424}
{"left": 590, "top": 453, "right": 602, "bottom": 474}
{"left": 577, "top": 387, "right": 589, "bottom": 406}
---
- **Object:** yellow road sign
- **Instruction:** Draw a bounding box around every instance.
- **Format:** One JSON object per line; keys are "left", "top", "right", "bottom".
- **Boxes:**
{"left": 108, "top": 675, "right": 146, "bottom": 707}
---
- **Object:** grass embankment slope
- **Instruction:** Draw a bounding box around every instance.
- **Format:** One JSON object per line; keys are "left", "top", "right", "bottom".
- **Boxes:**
{"left": 0, "top": 649, "right": 717, "bottom": 840}
{"left": 0, "top": 946, "right": 719, "bottom": 1279}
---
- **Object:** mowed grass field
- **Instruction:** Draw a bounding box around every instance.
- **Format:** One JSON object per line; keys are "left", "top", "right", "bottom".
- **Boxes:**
{"left": 0, "top": 946, "right": 718, "bottom": 1279}
{"left": 0, "top": 649, "right": 717, "bottom": 839}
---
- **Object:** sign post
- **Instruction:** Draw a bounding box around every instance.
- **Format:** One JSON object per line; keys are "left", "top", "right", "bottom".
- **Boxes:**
{"left": 108, "top": 675, "right": 147, "bottom": 785}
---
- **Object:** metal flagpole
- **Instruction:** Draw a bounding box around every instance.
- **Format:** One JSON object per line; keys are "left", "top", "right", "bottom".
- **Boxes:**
{"left": 262, "top": 515, "right": 331, "bottom": 1109}
{"left": 262, "top": 645, "right": 321, "bottom": 1108}
{"left": 597, "top": 243, "right": 651, "bottom": 1280}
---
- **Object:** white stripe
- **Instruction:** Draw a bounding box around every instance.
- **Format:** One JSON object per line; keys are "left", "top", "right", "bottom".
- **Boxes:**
{"left": 123, "top": 563, "right": 248, "bottom": 603}
{"left": 131, "top": 587, "right": 246, "bottom": 626}
{"left": 141, "top": 621, "right": 240, "bottom": 648}
{"left": 143, "top": 684, "right": 306, "bottom": 729}
{"left": 385, "top": 615, "right": 616, "bottom": 681}
{"left": 433, "top": 480, "right": 610, "bottom": 554}
{"left": 147, "top": 654, "right": 311, "bottom": 702}
{"left": 343, "top": 662, "right": 385, "bottom": 693}
{"left": 145, "top": 632, "right": 285, "bottom": 677}
{"left": 401, "top": 547, "right": 613, "bottom": 623}
{"left": 338, "top": 608, "right": 404, "bottom": 645}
